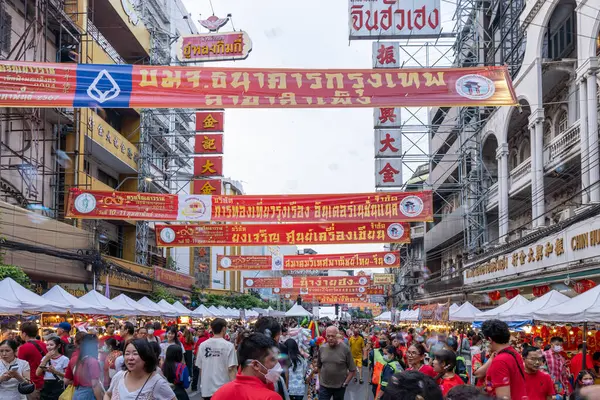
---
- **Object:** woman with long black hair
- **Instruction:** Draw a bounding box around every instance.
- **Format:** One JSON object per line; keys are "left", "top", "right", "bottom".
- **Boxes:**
{"left": 160, "top": 327, "right": 184, "bottom": 364}
{"left": 284, "top": 339, "right": 307, "bottom": 400}
{"left": 162, "top": 345, "right": 190, "bottom": 400}
{"left": 36, "top": 336, "right": 69, "bottom": 400}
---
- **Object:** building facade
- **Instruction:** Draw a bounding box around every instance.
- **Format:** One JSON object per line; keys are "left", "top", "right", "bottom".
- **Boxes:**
{"left": 419, "top": 0, "right": 600, "bottom": 305}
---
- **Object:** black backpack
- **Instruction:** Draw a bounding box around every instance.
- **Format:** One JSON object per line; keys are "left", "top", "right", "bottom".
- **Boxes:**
{"left": 64, "top": 341, "right": 77, "bottom": 359}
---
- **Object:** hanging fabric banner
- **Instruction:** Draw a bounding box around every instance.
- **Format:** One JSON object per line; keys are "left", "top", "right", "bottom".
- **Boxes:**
{"left": 216, "top": 251, "right": 400, "bottom": 271}
{"left": 273, "top": 286, "right": 386, "bottom": 295}
{"left": 0, "top": 62, "right": 517, "bottom": 109}
{"left": 155, "top": 222, "right": 410, "bottom": 247}
{"left": 298, "top": 294, "right": 370, "bottom": 303}
{"left": 66, "top": 188, "right": 433, "bottom": 223}
{"left": 243, "top": 276, "right": 371, "bottom": 289}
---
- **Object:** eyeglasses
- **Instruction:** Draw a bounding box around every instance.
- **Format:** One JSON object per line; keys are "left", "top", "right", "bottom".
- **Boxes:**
{"left": 526, "top": 357, "right": 543, "bottom": 363}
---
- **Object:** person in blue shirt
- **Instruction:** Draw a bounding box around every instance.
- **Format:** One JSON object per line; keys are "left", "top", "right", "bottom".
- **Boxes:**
{"left": 162, "top": 344, "right": 190, "bottom": 400}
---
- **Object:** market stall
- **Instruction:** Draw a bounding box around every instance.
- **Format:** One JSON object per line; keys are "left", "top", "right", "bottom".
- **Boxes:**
{"left": 449, "top": 302, "right": 481, "bottom": 322}
{"left": 113, "top": 294, "right": 160, "bottom": 317}
{"left": 42, "top": 285, "right": 106, "bottom": 314}
{"left": 0, "top": 278, "right": 64, "bottom": 312}
{"left": 498, "top": 290, "right": 569, "bottom": 322}
{"left": 285, "top": 303, "right": 312, "bottom": 318}
{"left": 79, "top": 290, "right": 134, "bottom": 315}
{"left": 475, "top": 294, "right": 530, "bottom": 320}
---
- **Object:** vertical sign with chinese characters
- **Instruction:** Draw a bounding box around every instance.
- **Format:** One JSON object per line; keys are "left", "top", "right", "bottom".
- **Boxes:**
{"left": 194, "top": 110, "right": 224, "bottom": 195}
{"left": 373, "top": 42, "right": 403, "bottom": 189}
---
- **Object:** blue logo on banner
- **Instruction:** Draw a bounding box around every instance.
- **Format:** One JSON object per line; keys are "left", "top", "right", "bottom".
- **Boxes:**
{"left": 74, "top": 64, "right": 133, "bottom": 108}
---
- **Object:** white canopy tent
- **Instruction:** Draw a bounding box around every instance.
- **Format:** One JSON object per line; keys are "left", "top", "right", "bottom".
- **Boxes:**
{"left": 192, "top": 305, "right": 214, "bottom": 318}
{"left": 0, "top": 278, "right": 64, "bottom": 313}
{"left": 475, "top": 295, "right": 530, "bottom": 320}
{"left": 285, "top": 303, "right": 312, "bottom": 317}
{"left": 172, "top": 301, "right": 192, "bottom": 316}
{"left": 137, "top": 297, "right": 164, "bottom": 316}
{"left": 374, "top": 311, "right": 392, "bottom": 321}
{"left": 113, "top": 294, "right": 160, "bottom": 317}
{"left": 42, "top": 285, "right": 107, "bottom": 315}
{"left": 534, "top": 285, "right": 600, "bottom": 322}
{"left": 79, "top": 291, "right": 134, "bottom": 316}
{"left": 156, "top": 300, "right": 180, "bottom": 317}
{"left": 498, "top": 290, "right": 570, "bottom": 322}
{"left": 208, "top": 306, "right": 221, "bottom": 317}
{"left": 450, "top": 302, "right": 482, "bottom": 322}
{"left": 449, "top": 303, "right": 460, "bottom": 314}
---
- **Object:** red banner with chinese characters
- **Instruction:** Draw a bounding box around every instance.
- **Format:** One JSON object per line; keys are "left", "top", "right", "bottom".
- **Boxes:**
{"left": 195, "top": 134, "right": 224, "bottom": 154}
{"left": 196, "top": 111, "right": 224, "bottom": 131}
{"left": 155, "top": 222, "right": 410, "bottom": 247}
{"left": 573, "top": 279, "right": 597, "bottom": 294}
{"left": 273, "top": 286, "right": 385, "bottom": 295}
{"left": 505, "top": 289, "right": 519, "bottom": 299}
{"left": 0, "top": 62, "right": 517, "bottom": 109}
{"left": 216, "top": 251, "right": 400, "bottom": 271}
{"left": 488, "top": 290, "right": 501, "bottom": 301}
{"left": 192, "top": 179, "right": 223, "bottom": 195}
{"left": 154, "top": 267, "right": 194, "bottom": 290}
{"left": 211, "top": 191, "right": 433, "bottom": 222}
{"left": 66, "top": 189, "right": 431, "bottom": 223}
{"left": 194, "top": 156, "right": 223, "bottom": 177}
{"left": 533, "top": 285, "right": 551, "bottom": 297}
{"left": 243, "top": 276, "right": 371, "bottom": 289}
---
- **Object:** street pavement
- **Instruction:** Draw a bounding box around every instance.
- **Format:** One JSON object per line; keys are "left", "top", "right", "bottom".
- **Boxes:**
{"left": 187, "top": 366, "right": 375, "bottom": 400}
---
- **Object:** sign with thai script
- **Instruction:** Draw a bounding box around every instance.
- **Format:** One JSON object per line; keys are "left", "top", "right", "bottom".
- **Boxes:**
{"left": 196, "top": 111, "right": 224, "bottom": 132}
{"left": 349, "top": 0, "right": 441, "bottom": 39}
{"left": 0, "top": 62, "right": 517, "bottom": 108}
{"left": 155, "top": 222, "right": 411, "bottom": 247}
{"left": 244, "top": 276, "right": 371, "bottom": 289}
{"left": 216, "top": 251, "right": 401, "bottom": 271}
{"left": 177, "top": 31, "right": 252, "bottom": 62}
{"left": 273, "top": 286, "right": 385, "bottom": 295}
{"left": 154, "top": 267, "right": 194, "bottom": 290}
{"left": 303, "top": 294, "right": 371, "bottom": 303}
{"left": 66, "top": 189, "right": 433, "bottom": 223}
{"left": 464, "top": 214, "right": 600, "bottom": 285}
{"left": 373, "top": 273, "right": 395, "bottom": 285}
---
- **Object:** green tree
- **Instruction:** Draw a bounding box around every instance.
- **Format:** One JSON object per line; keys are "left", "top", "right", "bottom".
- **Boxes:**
{"left": 0, "top": 264, "right": 31, "bottom": 288}
{"left": 150, "top": 284, "right": 177, "bottom": 304}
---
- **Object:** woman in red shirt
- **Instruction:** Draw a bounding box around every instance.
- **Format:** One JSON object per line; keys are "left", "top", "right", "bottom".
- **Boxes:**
{"left": 433, "top": 349, "right": 465, "bottom": 397}
{"left": 405, "top": 343, "right": 436, "bottom": 378}
{"left": 181, "top": 327, "right": 195, "bottom": 384}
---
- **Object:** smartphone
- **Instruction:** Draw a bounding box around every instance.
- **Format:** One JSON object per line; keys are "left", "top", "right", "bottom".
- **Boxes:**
{"left": 9, "top": 365, "right": 18, "bottom": 371}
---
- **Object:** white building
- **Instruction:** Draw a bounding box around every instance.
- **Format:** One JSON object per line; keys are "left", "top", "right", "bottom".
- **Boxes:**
{"left": 421, "top": 0, "right": 600, "bottom": 302}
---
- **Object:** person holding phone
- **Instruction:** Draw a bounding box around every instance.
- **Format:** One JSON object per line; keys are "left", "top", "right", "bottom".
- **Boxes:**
{"left": 0, "top": 339, "right": 31, "bottom": 400}
{"left": 36, "top": 337, "right": 68, "bottom": 400}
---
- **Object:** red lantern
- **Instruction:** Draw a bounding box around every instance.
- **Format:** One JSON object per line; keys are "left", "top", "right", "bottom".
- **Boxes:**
{"left": 505, "top": 289, "right": 519, "bottom": 299}
{"left": 488, "top": 290, "right": 501, "bottom": 301}
{"left": 533, "top": 285, "right": 551, "bottom": 297}
{"left": 573, "top": 279, "right": 597, "bottom": 294}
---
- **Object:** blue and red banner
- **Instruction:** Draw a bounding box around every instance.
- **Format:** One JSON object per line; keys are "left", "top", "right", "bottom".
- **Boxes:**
{"left": 0, "top": 61, "right": 517, "bottom": 108}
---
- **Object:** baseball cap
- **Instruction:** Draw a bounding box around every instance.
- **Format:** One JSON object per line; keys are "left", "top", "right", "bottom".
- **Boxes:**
{"left": 56, "top": 322, "right": 71, "bottom": 332}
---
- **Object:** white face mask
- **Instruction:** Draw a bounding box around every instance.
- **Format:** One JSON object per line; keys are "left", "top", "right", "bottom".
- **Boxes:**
{"left": 257, "top": 361, "right": 283, "bottom": 384}
{"left": 553, "top": 345, "right": 563, "bottom": 352}
{"left": 383, "top": 354, "right": 393, "bottom": 362}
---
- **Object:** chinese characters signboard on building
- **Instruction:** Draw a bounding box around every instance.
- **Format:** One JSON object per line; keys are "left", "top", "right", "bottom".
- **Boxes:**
{"left": 0, "top": 62, "right": 517, "bottom": 109}
{"left": 464, "top": 214, "right": 600, "bottom": 285}
{"left": 375, "top": 158, "right": 403, "bottom": 187}
{"left": 349, "top": 0, "right": 442, "bottom": 39}
{"left": 196, "top": 111, "right": 224, "bottom": 132}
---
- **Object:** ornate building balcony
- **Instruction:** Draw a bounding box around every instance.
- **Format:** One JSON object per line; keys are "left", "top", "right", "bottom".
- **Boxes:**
{"left": 543, "top": 120, "right": 581, "bottom": 171}
{"left": 509, "top": 157, "right": 531, "bottom": 195}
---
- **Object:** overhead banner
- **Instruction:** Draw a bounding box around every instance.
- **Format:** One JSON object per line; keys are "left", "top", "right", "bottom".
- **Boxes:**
{"left": 373, "top": 273, "right": 396, "bottom": 285}
{"left": 217, "top": 251, "right": 400, "bottom": 271}
{"left": 66, "top": 188, "right": 434, "bottom": 223}
{"left": 156, "top": 222, "right": 410, "bottom": 247}
{"left": 243, "top": 276, "right": 370, "bottom": 289}
{"left": 302, "top": 294, "right": 374, "bottom": 303}
{"left": 273, "top": 286, "right": 386, "bottom": 295}
{"left": 0, "top": 62, "right": 517, "bottom": 109}
{"left": 154, "top": 267, "right": 194, "bottom": 290}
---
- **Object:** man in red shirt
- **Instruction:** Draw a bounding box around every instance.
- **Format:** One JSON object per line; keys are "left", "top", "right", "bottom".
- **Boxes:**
{"left": 55, "top": 321, "right": 71, "bottom": 345}
{"left": 570, "top": 343, "right": 594, "bottom": 379}
{"left": 523, "top": 346, "right": 555, "bottom": 400}
{"left": 153, "top": 321, "right": 166, "bottom": 341}
{"left": 482, "top": 319, "right": 528, "bottom": 399}
{"left": 212, "top": 332, "right": 282, "bottom": 400}
{"left": 99, "top": 321, "right": 122, "bottom": 345}
{"left": 18, "top": 322, "right": 48, "bottom": 400}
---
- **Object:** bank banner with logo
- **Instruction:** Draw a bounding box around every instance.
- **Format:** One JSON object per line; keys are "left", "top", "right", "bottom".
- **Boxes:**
{"left": 373, "top": 273, "right": 396, "bottom": 285}
{"left": 243, "top": 276, "right": 371, "bottom": 289}
{"left": 0, "top": 62, "right": 516, "bottom": 109}
{"left": 216, "top": 251, "right": 401, "bottom": 271}
{"left": 67, "top": 188, "right": 433, "bottom": 223}
{"left": 272, "top": 286, "right": 385, "bottom": 295}
{"left": 156, "top": 222, "right": 410, "bottom": 247}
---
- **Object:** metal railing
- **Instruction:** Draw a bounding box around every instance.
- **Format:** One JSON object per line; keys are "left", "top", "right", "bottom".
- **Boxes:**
{"left": 509, "top": 157, "right": 531, "bottom": 190}
{"left": 544, "top": 121, "right": 581, "bottom": 167}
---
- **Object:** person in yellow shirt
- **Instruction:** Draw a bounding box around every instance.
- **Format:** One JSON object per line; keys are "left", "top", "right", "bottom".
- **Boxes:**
{"left": 348, "top": 329, "right": 365, "bottom": 384}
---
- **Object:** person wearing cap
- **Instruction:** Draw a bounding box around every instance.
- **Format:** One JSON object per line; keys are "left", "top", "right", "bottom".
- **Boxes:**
{"left": 56, "top": 322, "right": 71, "bottom": 345}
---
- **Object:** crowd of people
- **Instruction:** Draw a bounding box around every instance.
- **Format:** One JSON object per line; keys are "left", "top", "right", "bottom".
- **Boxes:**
{"left": 1, "top": 317, "right": 600, "bottom": 400}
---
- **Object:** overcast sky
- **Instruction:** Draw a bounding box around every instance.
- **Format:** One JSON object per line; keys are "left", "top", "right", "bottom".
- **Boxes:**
{"left": 180, "top": 0, "right": 453, "bottom": 254}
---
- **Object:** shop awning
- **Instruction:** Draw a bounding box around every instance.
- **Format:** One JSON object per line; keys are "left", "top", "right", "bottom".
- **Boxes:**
{"left": 42, "top": 285, "right": 107, "bottom": 315}
{"left": 450, "top": 302, "right": 481, "bottom": 322}
{"left": 0, "top": 278, "right": 64, "bottom": 313}
{"left": 498, "top": 290, "right": 570, "bottom": 322}
{"left": 534, "top": 284, "right": 600, "bottom": 322}
{"left": 475, "top": 295, "right": 530, "bottom": 320}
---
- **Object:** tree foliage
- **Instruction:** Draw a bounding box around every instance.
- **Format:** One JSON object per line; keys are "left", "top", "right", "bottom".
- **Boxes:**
{"left": 150, "top": 284, "right": 177, "bottom": 304}
{"left": 0, "top": 264, "right": 31, "bottom": 288}
{"left": 191, "top": 288, "right": 270, "bottom": 309}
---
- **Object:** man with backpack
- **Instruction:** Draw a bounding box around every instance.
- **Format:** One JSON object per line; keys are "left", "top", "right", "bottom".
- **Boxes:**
{"left": 447, "top": 337, "right": 469, "bottom": 383}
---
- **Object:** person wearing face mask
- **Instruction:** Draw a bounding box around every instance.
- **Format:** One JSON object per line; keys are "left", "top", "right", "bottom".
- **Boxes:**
{"left": 544, "top": 336, "right": 571, "bottom": 398}
{"left": 369, "top": 334, "right": 388, "bottom": 399}
{"left": 212, "top": 333, "right": 282, "bottom": 400}
{"left": 570, "top": 370, "right": 595, "bottom": 400}
{"left": 375, "top": 346, "right": 403, "bottom": 400}
{"left": 522, "top": 346, "right": 556, "bottom": 400}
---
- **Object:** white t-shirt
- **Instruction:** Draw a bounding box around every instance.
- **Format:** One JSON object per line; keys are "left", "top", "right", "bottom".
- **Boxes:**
{"left": 159, "top": 342, "right": 185, "bottom": 360}
{"left": 0, "top": 358, "right": 30, "bottom": 400}
{"left": 114, "top": 355, "right": 124, "bottom": 373}
{"left": 107, "top": 370, "right": 175, "bottom": 400}
{"left": 196, "top": 337, "right": 237, "bottom": 397}
{"left": 43, "top": 355, "right": 69, "bottom": 380}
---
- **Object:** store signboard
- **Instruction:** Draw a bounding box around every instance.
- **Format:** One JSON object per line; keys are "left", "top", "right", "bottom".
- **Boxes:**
{"left": 464, "top": 214, "right": 600, "bottom": 285}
